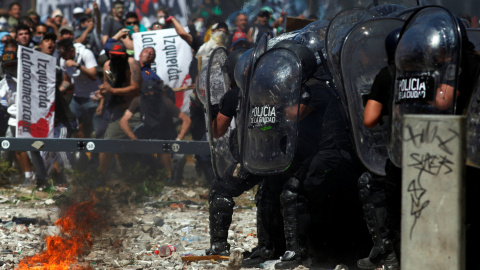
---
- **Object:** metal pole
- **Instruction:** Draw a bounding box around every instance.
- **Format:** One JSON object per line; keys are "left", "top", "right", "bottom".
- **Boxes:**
{"left": 401, "top": 115, "right": 466, "bottom": 269}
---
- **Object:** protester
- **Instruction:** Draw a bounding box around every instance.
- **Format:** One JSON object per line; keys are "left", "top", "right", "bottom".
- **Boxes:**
{"left": 15, "top": 24, "right": 33, "bottom": 48}
{"left": 7, "top": 3, "right": 21, "bottom": 28}
{"left": 247, "top": 10, "right": 275, "bottom": 43}
{"left": 0, "top": 42, "right": 35, "bottom": 186}
{"left": 119, "top": 47, "right": 191, "bottom": 183}
{"left": 46, "top": 9, "right": 64, "bottom": 37}
{"left": 225, "top": 12, "right": 248, "bottom": 48}
{"left": 196, "top": 22, "right": 228, "bottom": 68}
{"left": 97, "top": 41, "right": 141, "bottom": 184}
{"left": 32, "top": 23, "right": 48, "bottom": 45}
{"left": 101, "top": 0, "right": 125, "bottom": 45}
{"left": 74, "top": 15, "right": 101, "bottom": 57}
{"left": 58, "top": 25, "right": 74, "bottom": 41}
{"left": 57, "top": 38, "right": 101, "bottom": 138}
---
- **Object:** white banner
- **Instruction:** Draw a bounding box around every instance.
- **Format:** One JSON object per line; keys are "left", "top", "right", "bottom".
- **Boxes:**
{"left": 16, "top": 46, "right": 56, "bottom": 138}
{"left": 133, "top": 29, "right": 193, "bottom": 112}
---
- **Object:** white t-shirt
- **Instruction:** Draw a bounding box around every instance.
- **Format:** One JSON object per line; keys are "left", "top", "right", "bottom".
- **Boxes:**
{"left": 61, "top": 43, "right": 101, "bottom": 98}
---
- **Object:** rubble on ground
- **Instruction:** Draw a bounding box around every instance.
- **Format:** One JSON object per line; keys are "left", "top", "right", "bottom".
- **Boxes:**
{"left": 0, "top": 182, "right": 262, "bottom": 270}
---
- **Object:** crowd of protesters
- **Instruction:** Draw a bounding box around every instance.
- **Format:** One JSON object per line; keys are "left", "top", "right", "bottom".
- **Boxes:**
{"left": 0, "top": 1, "right": 287, "bottom": 188}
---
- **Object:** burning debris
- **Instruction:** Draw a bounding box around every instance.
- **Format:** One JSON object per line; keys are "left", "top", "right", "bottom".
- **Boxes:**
{"left": 0, "top": 185, "right": 261, "bottom": 270}
{"left": 16, "top": 194, "right": 105, "bottom": 270}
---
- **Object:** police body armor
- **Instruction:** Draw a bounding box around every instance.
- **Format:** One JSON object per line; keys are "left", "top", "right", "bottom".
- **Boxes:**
{"left": 388, "top": 6, "right": 462, "bottom": 167}
{"left": 466, "top": 29, "right": 480, "bottom": 168}
{"left": 196, "top": 47, "right": 235, "bottom": 179}
{"left": 242, "top": 47, "right": 303, "bottom": 174}
{"left": 341, "top": 18, "right": 405, "bottom": 176}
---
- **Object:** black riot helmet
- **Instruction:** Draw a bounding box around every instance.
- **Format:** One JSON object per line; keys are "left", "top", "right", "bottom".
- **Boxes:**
{"left": 223, "top": 48, "right": 248, "bottom": 88}
{"left": 273, "top": 40, "right": 318, "bottom": 81}
{"left": 385, "top": 28, "right": 401, "bottom": 64}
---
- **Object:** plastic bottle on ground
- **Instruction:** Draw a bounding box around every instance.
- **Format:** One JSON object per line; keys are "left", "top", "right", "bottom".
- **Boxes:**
{"left": 158, "top": 245, "right": 184, "bottom": 257}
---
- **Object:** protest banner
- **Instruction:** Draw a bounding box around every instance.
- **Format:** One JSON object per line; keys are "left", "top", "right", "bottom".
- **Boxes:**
{"left": 16, "top": 46, "right": 56, "bottom": 138}
{"left": 133, "top": 29, "right": 193, "bottom": 113}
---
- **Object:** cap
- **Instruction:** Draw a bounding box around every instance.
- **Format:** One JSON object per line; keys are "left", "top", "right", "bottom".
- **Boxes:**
{"left": 212, "top": 22, "right": 228, "bottom": 32}
{"left": 109, "top": 41, "right": 127, "bottom": 55}
{"left": 27, "top": 9, "right": 39, "bottom": 16}
{"left": 59, "top": 25, "right": 73, "bottom": 34}
{"left": 73, "top": 7, "right": 85, "bottom": 15}
{"left": 52, "top": 9, "right": 64, "bottom": 18}
{"left": 260, "top": 6, "right": 274, "bottom": 14}
{"left": 232, "top": 31, "right": 248, "bottom": 47}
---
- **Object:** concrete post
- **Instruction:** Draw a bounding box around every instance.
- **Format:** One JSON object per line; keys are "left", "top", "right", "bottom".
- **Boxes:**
{"left": 401, "top": 115, "right": 466, "bottom": 269}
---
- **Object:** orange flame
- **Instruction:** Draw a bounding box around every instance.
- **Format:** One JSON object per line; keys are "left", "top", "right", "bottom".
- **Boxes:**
{"left": 16, "top": 195, "right": 104, "bottom": 270}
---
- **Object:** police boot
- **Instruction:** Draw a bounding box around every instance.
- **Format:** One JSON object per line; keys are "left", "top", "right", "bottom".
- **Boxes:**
{"left": 357, "top": 172, "right": 398, "bottom": 269}
{"left": 243, "top": 196, "right": 280, "bottom": 268}
{"left": 275, "top": 178, "right": 309, "bottom": 270}
{"left": 205, "top": 194, "right": 234, "bottom": 256}
{"left": 242, "top": 246, "right": 276, "bottom": 268}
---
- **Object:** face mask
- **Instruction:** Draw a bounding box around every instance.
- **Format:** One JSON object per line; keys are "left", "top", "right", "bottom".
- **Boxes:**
{"left": 194, "top": 21, "right": 204, "bottom": 32}
{"left": 158, "top": 17, "right": 165, "bottom": 26}
{"left": 211, "top": 31, "right": 227, "bottom": 46}
{"left": 32, "top": 35, "right": 42, "bottom": 44}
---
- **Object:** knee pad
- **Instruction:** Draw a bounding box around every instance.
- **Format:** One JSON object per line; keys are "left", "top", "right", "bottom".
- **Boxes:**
{"left": 210, "top": 195, "right": 235, "bottom": 211}
{"left": 358, "top": 172, "right": 373, "bottom": 203}
{"left": 281, "top": 177, "right": 301, "bottom": 206}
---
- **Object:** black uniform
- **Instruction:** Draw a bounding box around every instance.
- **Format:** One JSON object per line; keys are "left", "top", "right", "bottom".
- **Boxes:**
{"left": 274, "top": 75, "right": 364, "bottom": 269}
{"left": 207, "top": 85, "right": 285, "bottom": 257}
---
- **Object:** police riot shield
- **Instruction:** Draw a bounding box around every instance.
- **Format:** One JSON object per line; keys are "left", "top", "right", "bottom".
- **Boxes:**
{"left": 195, "top": 64, "right": 208, "bottom": 106}
{"left": 325, "top": 8, "right": 375, "bottom": 111}
{"left": 466, "top": 29, "right": 480, "bottom": 168}
{"left": 369, "top": 4, "right": 407, "bottom": 17}
{"left": 341, "top": 18, "right": 405, "bottom": 176}
{"left": 267, "top": 31, "right": 300, "bottom": 49}
{"left": 204, "top": 47, "right": 236, "bottom": 179}
{"left": 388, "top": 6, "right": 462, "bottom": 167}
{"left": 466, "top": 73, "right": 480, "bottom": 168}
{"left": 294, "top": 20, "right": 330, "bottom": 65}
{"left": 242, "top": 48, "right": 303, "bottom": 174}
{"left": 238, "top": 33, "right": 269, "bottom": 163}
{"left": 234, "top": 48, "right": 253, "bottom": 158}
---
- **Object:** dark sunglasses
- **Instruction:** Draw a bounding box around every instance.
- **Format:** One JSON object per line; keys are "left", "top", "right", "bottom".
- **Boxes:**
{"left": 125, "top": 21, "right": 139, "bottom": 25}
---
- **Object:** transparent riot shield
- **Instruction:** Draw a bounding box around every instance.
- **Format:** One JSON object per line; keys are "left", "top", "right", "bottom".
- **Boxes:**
{"left": 267, "top": 30, "right": 300, "bottom": 49}
{"left": 294, "top": 20, "right": 330, "bottom": 65}
{"left": 388, "top": 6, "right": 462, "bottom": 167}
{"left": 238, "top": 33, "right": 269, "bottom": 163}
{"left": 204, "top": 47, "right": 236, "bottom": 179}
{"left": 242, "top": 49, "right": 302, "bottom": 174}
{"left": 195, "top": 64, "right": 208, "bottom": 106}
{"left": 466, "top": 76, "right": 480, "bottom": 168}
{"left": 373, "top": 0, "right": 418, "bottom": 5}
{"left": 325, "top": 8, "right": 376, "bottom": 111}
{"left": 466, "top": 29, "right": 480, "bottom": 168}
{"left": 369, "top": 4, "right": 407, "bottom": 17}
{"left": 341, "top": 18, "right": 405, "bottom": 176}
{"left": 234, "top": 48, "right": 253, "bottom": 157}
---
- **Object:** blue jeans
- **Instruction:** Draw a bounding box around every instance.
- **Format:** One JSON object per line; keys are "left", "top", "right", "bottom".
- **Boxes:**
{"left": 69, "top": 96, "right": 99, "bottom": 137}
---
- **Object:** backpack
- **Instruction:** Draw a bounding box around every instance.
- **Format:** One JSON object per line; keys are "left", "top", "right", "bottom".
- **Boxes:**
{"left": 140, "top": 80, "right": 167, "bottom": 128}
